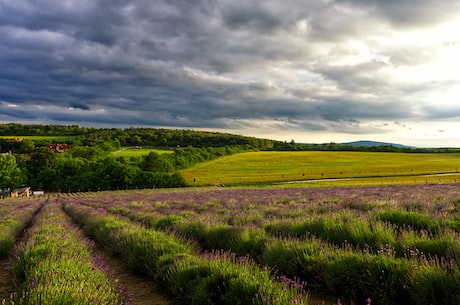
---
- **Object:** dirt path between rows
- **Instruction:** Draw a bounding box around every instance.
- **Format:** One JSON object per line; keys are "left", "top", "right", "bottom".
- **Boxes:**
{"left": 2, "top": 248, "right": 176, "bottom": 305}
{"left": 0, "top": 258, "right": 15, "bottom": 302}
{"left": 94, "top": 245, "right": 177, "bottom": 305}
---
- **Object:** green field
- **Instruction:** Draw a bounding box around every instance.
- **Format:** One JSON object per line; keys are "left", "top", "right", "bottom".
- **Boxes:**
{"left": 111, "top": 147, "right": 174, "bottom": 158}
{"left": 180, "top": 151, "right": 460, "bottom": 186}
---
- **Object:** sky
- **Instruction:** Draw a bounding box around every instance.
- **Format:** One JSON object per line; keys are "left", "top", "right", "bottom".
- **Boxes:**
{"left": 1, "top": 0, "right": 460, "bottom": 147}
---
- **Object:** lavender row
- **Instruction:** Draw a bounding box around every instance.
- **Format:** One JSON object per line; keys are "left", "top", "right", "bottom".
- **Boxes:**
{"left": 62, "top": 200, "right": 309, "bottom": 305}
{"left": 0, "top": 198, "right": 46, "bottom": 258}
{"left": 4, "top": 202, "right": 128, "bottom": 305}
{"left": 60, "top": 184, "right": 460, "bottom": 304}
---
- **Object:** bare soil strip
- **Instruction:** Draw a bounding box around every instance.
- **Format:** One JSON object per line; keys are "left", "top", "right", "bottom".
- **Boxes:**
{"left": 93, "top": 245, "right": 176, "bottom": 305}
{"left": 0, "top": 259, "right": 15, "bottom": 302}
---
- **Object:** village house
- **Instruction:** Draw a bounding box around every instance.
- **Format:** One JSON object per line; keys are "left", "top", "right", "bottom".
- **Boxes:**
{"left": 46, "top": 143, "right": 72, "bottom": 152}
{"left": 11, "top": 186, "right": 31, "bottom": 198}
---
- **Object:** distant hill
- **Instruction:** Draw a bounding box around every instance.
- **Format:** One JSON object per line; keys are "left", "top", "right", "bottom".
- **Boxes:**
{"left": 341, "top": 140, "right": 412, "bottom": 148}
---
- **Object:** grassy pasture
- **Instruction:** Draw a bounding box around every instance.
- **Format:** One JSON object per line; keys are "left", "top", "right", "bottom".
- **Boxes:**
{"left": 111, "top": 147, "right": 174, "bottom": 158}
{"left": 180, "top": 151, "right": 460, "bottom": 186}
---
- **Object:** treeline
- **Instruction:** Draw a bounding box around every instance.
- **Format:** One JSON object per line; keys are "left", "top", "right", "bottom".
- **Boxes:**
{"left": 0, "top": 123, "right": 274, "bottom": 149}
{"left": 273, "top": 141, "right": 460, "bottom": 153}
{"left": 2, "top": 123, "right": 458, "bottom": 153}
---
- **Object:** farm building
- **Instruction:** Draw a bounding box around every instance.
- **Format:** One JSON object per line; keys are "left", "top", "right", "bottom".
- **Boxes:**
{"left": 32, "top": 190, "right": 45, "bottom": 196}
{"left": 0, "top": 188, "right": 11, "bottom": 198}
{"left": 11, "top": 186, "right": 31, "bottom": 198}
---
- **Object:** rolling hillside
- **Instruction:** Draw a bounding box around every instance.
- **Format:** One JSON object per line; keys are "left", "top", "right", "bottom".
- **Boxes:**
{"left": 180, "top": 150, "right": 460, "bottom": 186}
{"left": 341, "top": 140, "right": 412, "bottom": 148}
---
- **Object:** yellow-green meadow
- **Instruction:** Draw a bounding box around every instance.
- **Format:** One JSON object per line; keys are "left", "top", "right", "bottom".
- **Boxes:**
{"left": 180, "top": 151, "right": 460, "bottom": 186}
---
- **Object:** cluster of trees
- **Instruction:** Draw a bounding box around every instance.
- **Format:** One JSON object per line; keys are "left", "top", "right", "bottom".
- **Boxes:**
{"left": 0, "top": 148, "right": 187, "bottom": 193}
{"left": 0, "top": 124, "right": 255, "bottom": 193}
{"left": 25, "top": 148, "right": 187, "bottom": 192}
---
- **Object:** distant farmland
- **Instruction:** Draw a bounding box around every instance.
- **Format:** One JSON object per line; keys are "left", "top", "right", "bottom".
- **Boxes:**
{"left": 111, "top": 147, "right": 174, "bottom": 158}
{"left": 180, "top": 151, "right": 460, "bottom": 186}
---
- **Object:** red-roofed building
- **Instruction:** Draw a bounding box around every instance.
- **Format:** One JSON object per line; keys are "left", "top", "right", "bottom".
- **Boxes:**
{"left": 46, "top": 143, "right": 72, "bottom": 152}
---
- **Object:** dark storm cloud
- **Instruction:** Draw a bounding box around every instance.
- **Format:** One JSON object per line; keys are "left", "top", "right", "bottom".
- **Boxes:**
{"left": 0, "top": 0, "right": 458, "bottom": 143}
{"left": 316, "top": 61, "right": 391, "bottom": 92}
{"left": 337, "top": 0, "right": 460, "bottom": 27}
{"left": 422, "top": 105, "right": 460, "bottom": 120}
{"left": 69, "top": 102, "right": 90, "bottom": 111}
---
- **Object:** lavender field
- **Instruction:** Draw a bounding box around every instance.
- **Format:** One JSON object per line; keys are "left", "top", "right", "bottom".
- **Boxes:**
{"left": 2, "top": 183, "right": 460, "bottom": 305}
{"left": 62, "top": 183, "right": 459, "bottom": 305}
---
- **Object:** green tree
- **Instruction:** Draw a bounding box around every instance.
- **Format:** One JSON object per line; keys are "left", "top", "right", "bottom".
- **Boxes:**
{"left": 36, "top": 168, "right": 59, "bottom": 192}
{"left": 27, "top": 147, "right": 59, "bottom": 188}
{"left": 55, "top": 156, "right": 87, "bottom": 192}
{"left": 169, "top": 172, "right": 186, "bottom": 187}
{"left": 90, "top": 158, "right": 140, "bottom": 191}
{"left": 19, "top": 139, "right": 35, "bottom": 153}
{"left": 135, "top": 171, "right": 185, "bottom": 188}
{"left": 0, "top": 154, "right": 24, "bottom": 189}
{"left": 69, "top": 146, "right": 104, "bottom": 160}
{"left": 142, "top": 152, "right": 173, "bottom": 172}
